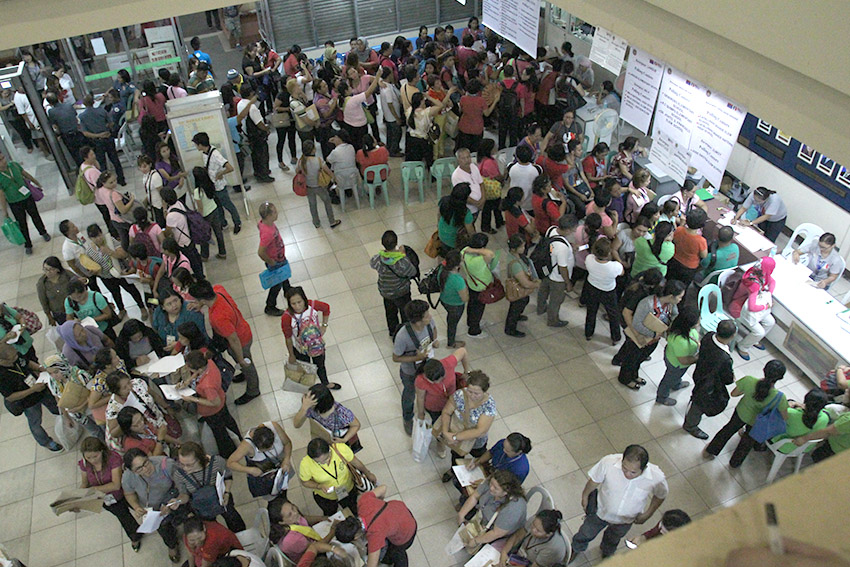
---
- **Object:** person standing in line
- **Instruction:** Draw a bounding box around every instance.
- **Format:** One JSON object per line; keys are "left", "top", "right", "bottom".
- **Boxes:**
{"left": 281, "top": 286, "right": 342, "bottom": 390}
{"left": 378, "top": 67, "right": 404, "bottom": 157}
{"left": 192, "top": 132, "right": 242, "bottom": 234}
{"left": 257, "top": 202, "right": 291, "bottom": 316}
{"left": 191, "top": 167, "right": 227, "bottom": 261}
{"left": 295, "top": 140, "right": 341, "bottom": 229}
{"left": 0, "top": 152, "right": 50, "bottom": 255}
{"left": 370, "top": 230, "right": 417, "bottom": 338}
{"left": 161, "top": 188, "right": 204, "bottom": 277}
{"left": 188, "top": 279, "right": 260, "bottom": 406}
{"left": 79, "top": 94, "right": 125, "bottom": 185}
{"left": 13, "top": 84, "right": 51, "bottom": 157}
{"left": 655, "top": 306, "right": 699, "bottom": 406}
{"left": 392, "top": 300, "right": 438, "bottom": 436}
{"left": 583, "top": 238, "right": 623, "bottom": 344}
{"left": 682, "top": 319, "right": 737, "bottom": 439}
{"left": 570, "top": 445, "right": 668, "bottom": 562}
{"left": 237, "top": 84, "right": 275, "bottom": 184}
{"left": 537, "top": 215, "right": 577, "bottom": 328}
{"left": 45, "top": 92, "right": 85, "bottom": 165}
{"left": 451, "top": 148, "right": 485, "bottom": 227}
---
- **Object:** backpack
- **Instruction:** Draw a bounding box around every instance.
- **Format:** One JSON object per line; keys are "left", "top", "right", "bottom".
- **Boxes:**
{"left": 720, "top": 269, "right": 744, "bottom": 313}
{"left": 132, "top": 224, "right": 159, "bottom": 258}
{"left": 530, "top": 227, "right": 568, "bottom": 278}
{"left": 169, "top": 205, "right": 212, "bottom": 245}
{"left": 394, "top": 322, "right": 435, "bottom": 374}
{"left": 176, "top": 460, "right": 226, "bottom": 519}
{"left": 418, "top": 264, "right": 444, "bottom": 308}
{"left": 498, "top": 81, "right": 519, "bottom": 119}
{"left": 75, "top": 166, "right": 95, "bottom": 205}
{"left": 402, "top": 245, "right": 420, "bottom": 281}
{"left": 294, "top": 307, "right": 325, "bottom": 357}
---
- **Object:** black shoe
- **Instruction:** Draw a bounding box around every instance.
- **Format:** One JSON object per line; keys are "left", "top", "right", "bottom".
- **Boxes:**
{"left": 611, "top": 357, "right": 622, "bottom": 366}
{"left": 518, "top": 315, "right": 528, "bottom": 321}
{"left": 486, "top": 228, "right": 498, "bottom": 235}
{"left": 256, "top": 176, "right": 275, "bottom": 183}
{"left": 233, "top": 224, "right": 242, "bottom": 235}
{"left": 41, "top": 233, "right": 51, "bottom": 242}
{"left": 442, "top": 470, "right": 453, "bottom": 483}
{"left": 684, "top": 426, "right": 709, "bottom": 440}
{"left": 265, "top": 307, "right": 284, "bottom": 316}
{"left": 505, "top": 329, "right": 526, "bottom": 337}
{"left": 234, "top": 392, "right": 260, "bottom": 405}
{"left": 231, "top": 373, "right": 246, "bottom": 384}
{"left": 404, "top": 419, "right": 413, "bottom": 436}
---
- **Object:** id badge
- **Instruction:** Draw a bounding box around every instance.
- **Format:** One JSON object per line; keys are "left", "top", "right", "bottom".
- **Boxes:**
{"left": 103, "top": 493, "right": 118, "bottom": 506}
{"left": 19, "top": 185, "right": 30, "bottom": 196}
{"left": 334, "top": 485, "right": 350, "bottom": 500}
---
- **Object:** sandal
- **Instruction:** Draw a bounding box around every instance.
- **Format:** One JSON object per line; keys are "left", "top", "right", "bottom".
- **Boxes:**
{"left": 131, "top": 540, "right": 142, "bottom": 552}
{"left": 624, "top": 381, "right": 642, "bottom": 391}
{"left": 168, "top": 546, "right": 180, "bottom": 563}
{"left": 636, "top": 378, "right": 647, "bottom": 386}
{"left": 327, "top": 382, "right": 342, "bottom": 391}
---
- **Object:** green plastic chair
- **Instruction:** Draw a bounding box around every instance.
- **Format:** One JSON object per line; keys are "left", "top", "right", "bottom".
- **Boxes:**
{"left": 363, "top": 164, "right": 390, "bottom": 209}
{"left": 430, "top": 157, "right": 457, "bottom": 200}
{"left": 401, "top": 161, "right": 426, "bottom": 204}
{"left": 698, "top": 284, "right": 731, "bottom": 335}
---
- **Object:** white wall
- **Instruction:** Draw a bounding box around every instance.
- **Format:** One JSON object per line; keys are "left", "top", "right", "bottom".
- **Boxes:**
{"left": 726, "top": 143, "right": 850, "bottom": 262}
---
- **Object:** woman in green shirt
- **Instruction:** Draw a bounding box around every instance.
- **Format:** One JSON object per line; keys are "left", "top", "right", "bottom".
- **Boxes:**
{"left": 439, "top": 250, "right": 468, "bottom": 348}
{"left": 656, "top": 306, "right": 699, "bottom": 406}
{"left": 461, "top": 232, "right": 499, "bottom": 338}
{"left": 504, "top": 234, "right": 539, "bottom": 338}
{"left": 437, "top": 183, "right": 475, "bottom": 255}
{"left": 631, "top": 220, "right": 674, "bottom": 277}
{"left": 0, "top": 152, "right": 50, "bottom": 254}
{"left": 770, "top": 388, "right": 829, "bottom": 454}
{"left": 704, "top": 359, "right": 788, "bottom": 467}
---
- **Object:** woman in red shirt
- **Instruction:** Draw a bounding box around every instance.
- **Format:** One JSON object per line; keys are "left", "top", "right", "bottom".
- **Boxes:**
{"left": 531, "top": 174, "right": 568, "bottom": 234}
{"left": 415, "top": 347, "right": 469, "bottom": 458}
{"left": 138, "top": 80, "right": 168, "bottom": 131}
{"left": 456, "top": 79, "right": 499, "bottom": 154}
{"left": 179, "top": 350, "right": 242, "bottom": 458}
{"left": 281, "top": 287, "right": 340, "bottom": 390}
{"left": 582, "top": 142, "right": 611, "bottom": 190}
{"left": 355, "top": 134, "right": 389, "bottom": 182}
{"left": 501, "top": 187, "right": 536, "bottom": 246}
{"left": 117, "top": 406, "right": 170, "bottom": 456}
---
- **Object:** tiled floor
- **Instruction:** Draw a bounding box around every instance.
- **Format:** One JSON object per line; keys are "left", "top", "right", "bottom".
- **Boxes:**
{"left": 0, "top": 132, "right": 846, "bottom": 567}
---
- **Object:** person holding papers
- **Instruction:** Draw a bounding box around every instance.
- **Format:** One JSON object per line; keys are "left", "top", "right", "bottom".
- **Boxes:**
{"left": 269, "top": 499, "right": 333, "bottom": 563}
{"left": 456, "top": 470, "right": 528, "bottom": 552}
{"left": 173, "top": 442, "right": 246, "bottom": 533}
{"left": 227, "top": 421, "right": 294, "bottom": 499}
{"left": 732, "top": 186, "right": 788, "bottom": 242}
{"left": 468, "top": 433, "right": 533, "bottom": 484}
{"left": 115, "top": 318, "right": 168, "bottom": 371}
{"left": 293, "top": 383, "right": 363, "bottom": 452}
{"left": 122, "top": 448, "right": 184, "bottom": 563}
{"left": 117, "top": 406, "right": 178, "bottom": 456}
{"left": 78, "top": 436, "right": 142, "bottom": 550}
{"left": 104, "top": 371, "right": 173, "bottom": 452}
{"left": 180, "top": 351, "right": 242, "bottom": 458}
{"left": 792, "top": 232, "right": 846, "bottom": 290}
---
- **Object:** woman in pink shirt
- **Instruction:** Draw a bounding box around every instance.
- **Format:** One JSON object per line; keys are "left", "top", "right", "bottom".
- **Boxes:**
{"left": 81, "top": 146, "right": 116, "bottom": 238}
{"left": 337, "top": 73, "right": 380, "bottom": 151}
{"left": 137, "top": 80, "right": 167, "bottom": 131}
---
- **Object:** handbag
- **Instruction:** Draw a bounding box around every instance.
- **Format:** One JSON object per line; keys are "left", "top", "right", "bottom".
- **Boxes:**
{"left": 13, "top": 306, "right": 42, "bottom": 334}
{"left": 504, "top": 260, "right": 534, "bottom": 303}
{"left": 424, "top": 231, "right": 441, "bottom": 259}
{"left": 331, "top": 444, "right": 375, "bottom": 493}
{"left": 462, "top": 251, "right": 504, "bottom": 304}
{"left": 25, "top": 179, "right": 44, "bottom": 201}
{"left": 624, "top": 312, "right": 668, "bottom": 348}
{"left": 2, "top": 218, "right": 25, "bottom": 246}
{"left": 292, "top": 172, "right": 307, "bottom": 196}
{"left": 481, "top": 178, "right": 502, "bottom": 200}
{"left": 362, "top": 102, "right": 375, "bottom": 125}
{"left": 78, "top": 254, "right": 102, "bottom": 275}
{"left": 270, "top": 109, "right": 291, "bottom": 129}
{"left": 749, "top": 392, "right": 787, "bottom": 443}
{"left": 318, "top": 167, "right": 334, "bottom": 189}
{"left": 427, "top": 122, "right": 441, "bottom": 143}
{"left": 437, "top": 389, "right": 476, "bottom": 455}
{"left": 443, "top": 110, "right": 459, "bottom": 138}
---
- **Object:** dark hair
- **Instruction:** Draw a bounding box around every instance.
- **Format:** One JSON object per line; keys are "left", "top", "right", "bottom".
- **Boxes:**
{"left": 160, "top": 187, "right": 178, "bottom": 206}
{"left": 536, "top": 509, "right": 563, "bottom": 534}
{"left": 753, "top": 186, "right": 775, "bottom": 200}
{"left": 403, "top": 299, "right": 430, "bottom": 324}
{"left": 820, "top": 232, "right": 836, "bottom": 246}
{"left": 188, "top": 279, "right": 215, "bottom": 301}
{"left": 466, "top": 370, "right": 490, "bottom": 391}
{"left": 381, "top": 230, "right": 398, "bottom": 250}
{"left": 801, "top": 388, "right": 829, "bottom": 429}
{"left": 639, "top": 202, "right": 659, "bottom": 219}
{"left": 685, "top": 208, "right": 707, "bottom": 230}
{"left": 105, "top": 370, "right": 130, "bottom": 395}
{"left": 593, "top": 190, "right": 611, "bottom": 208}
{"left": 716, "top": 319, "right": 737, "bottom": 339}
{"left": 718, "top": 226, "right": 735, "bottom": 243}
{"left": 86, "top": 223, "right": 103, "bottom": 238}
{"left": 178, "top": 322, "right": 207, "bottom": 350}
{"left": 622, "top": 444, "right": 650, "bottom": 470}
{"left": 252, "top": 424, "right": 276, "bottom": 450}
{"left": 132, "top": 206, "right": 152, "bottom": 229}
{"left": 515, "top": 144, "right": 533, "bottom": 164}
{"left": 506, "top": 432, "right": 532, "bottom": 455}
{"left": 668, "top": 306, "right": 699, "bottom": 339}
{"left": 42, "top": 256, "right": 66, "bottom": 276}
{"left": 307, "top": 437, "right": 331, "bottom": 459}
{"left": 192, "top": 166, "right": 216, "bottom": 200}
{"left": 469, "top": 232, "right": 489, "bottom": 248}
{"left": 284, "top": 286, "right": 308, "bottom": 314}
{"left": 211, "top": 558, "right": 241, "bottom": 567}
{"left": 422, "top": 358, "right": 446, "bottom": 382}
{"left": 661, "top": 509, "right": 692, "bottom": 530}
{"left": 619, "top": 136, "right": 639, "bottom": 153}
{"left": 591, "top": 237, "right": 612, "bottom": 259}
{"left": 361, "top": 133, "right": 377, "bottom": 157}
{"left": 624, "top": 268, "right": 663, "bottom": 300}
{"left": 440, "top": 183, "right": 472, "bottom": 227}
{"left": 141, "top": 80, "right": 157, "bottom": 101}
{"left": 190, "top": 37, "right": 201, "bottom": 50}
{"left": 68, "top": 279, "right": 88, "bottom": 297}
{"left": 185, "top": 349, "right": 206, "bottom": 370}
{"left": 583, "top": 213, "right": 603, "bottom": 247}
{"left": 117, "top": 69, "right": 131, "bottom": 83}
{"left": 547, "top": 143, "right": 566, "bottom": 162}
{"left": 491, "top": 469, "right": 525, "bottom": 500}
{"left": 501, "top": 186, "right": 524, "bottom": 214}
{"left": 191, "top": 132, "right": 210, "bottom": 148}
{"left": 184, "top": 516, "right": 206, "bottom": 535}
{"left": 754, "top": 360, "right": 786, "bottom": 402}
{"left": 80, "top": 436, "right": 110, "bottom": 467}
{"left": 661, "top": 199, "right": 679, "bottom": 217}
{"left": 478, "top": 138, "right": 496, "bottom": 161}
{"left": 308, "top": 383, "right": 335, "bottom": 414}
{"left": 651, "top": 221, "right": 674, "bottom": 260}
{"left": 117, "top": 406, "right": 145, "bottom": 440}
{"left": 123, "top": 447, "right": 147, "bottom": 471}
{"left": 161, "top": 237, "right": 180, "bottom": 257}
{"left": 406, "top": 92, "right": 424, "bottom": 129}
{"left": 439, "top": 249, "right": 462, "bottom": 291}
{"left": 531, "top": 174, "right": 551, "bottom": 197}
{"left": 602, "top": 80, "right": 616, "bottom": 94}
{"left": 96, "top": 171, "right": 115, "bottom": 189}
{"left": 334, "top": 516, "right": 362, "bottom": 543}
{"left": 171, "top": 267, "right": 194, "bottom": 289}
{"left": 507, "top": 233, "right": 526, "bottom": 252}
{"left": 558, "top": 214, "right": 579, "bottom": 231}
{"left": 659, "top": 279, "right": 687, "bottom": 299}
{"left": 178, "top": 441, "right": 209, "bottom": 467}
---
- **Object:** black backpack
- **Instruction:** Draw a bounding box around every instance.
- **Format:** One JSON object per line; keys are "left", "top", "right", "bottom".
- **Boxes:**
{"left": 418, "top": 264, "right": 443, "bottom": 308}
{"left": 530, "top": 228, "right": 568, "bottom": 278}
{"left": 403, "top": 245, "right": 420, "bottom": 281}
{"left": 498, "top": 81, "right": 519, "bottom": 119}
{"left": 176, "top": 460, "right": 226, "bottom": 519}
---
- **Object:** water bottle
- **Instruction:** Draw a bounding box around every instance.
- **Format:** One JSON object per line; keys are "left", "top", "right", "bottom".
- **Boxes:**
{"left": 769, "top": 246, "right": 777, "bottom": 257}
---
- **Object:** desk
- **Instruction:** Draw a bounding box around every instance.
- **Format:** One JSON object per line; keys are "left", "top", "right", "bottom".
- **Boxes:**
{"left": 703, "top": 196, "right": 774, "bottom": 264}
{"left": 635, "top": 156, "right": 680, "bottom": 197}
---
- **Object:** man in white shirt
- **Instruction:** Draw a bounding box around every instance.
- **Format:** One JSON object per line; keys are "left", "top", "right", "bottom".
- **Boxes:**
{"left": 237, "top": 84, "right": 274, "bottom": 183}
{"left": 571, "top": 445, "right": 668, "bottom": 562}
{"left": 192, "top": 131, "right": 242, "bottom": 233}
{"left": 506, "top": 144, "right": 542, "bottom": 212}
{"left": 451, "top": 148, "right": 484, "bottom": 222}
{"left": 13, "top": 86, "right": 50, "bottom": 157}
{"left": 536, "top": 215, "right": 576, "bottom": 327}
{"left": 378, "top": 68, "right": 403, "bottom": 157}
{"left": 58, "top": 219, "right": 99, "bottom": 292}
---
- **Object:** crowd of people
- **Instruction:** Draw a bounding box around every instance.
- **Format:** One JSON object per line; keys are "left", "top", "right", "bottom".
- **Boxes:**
{"left": 0, "top": 12, "right": 847, "bottom": 567}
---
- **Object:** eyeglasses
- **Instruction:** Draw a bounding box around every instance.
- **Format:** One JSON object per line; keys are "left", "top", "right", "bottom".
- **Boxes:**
{"left": 132, "top": 460, "right": 150, "bottom": 473}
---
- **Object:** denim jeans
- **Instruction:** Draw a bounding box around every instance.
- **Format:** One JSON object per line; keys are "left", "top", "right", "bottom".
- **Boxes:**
{"left": 385, "top": 120, "right": 402, "bottom": 154}
{"left": 656, "top": 359, "right": 689, "bottom": 402}
{"left": 400, "top": 371, "right": 416, "bottom": 422}
{"left": 214, "top": 188, "right": 241, "bottom": 228}
{"left": 442, "top": 302, "right": 465, "bottom": 346}
{"left": 23, "top": 394, "right": 60, "bottom": 446}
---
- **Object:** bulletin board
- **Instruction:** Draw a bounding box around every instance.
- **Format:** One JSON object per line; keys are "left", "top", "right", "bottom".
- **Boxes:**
{"left": 737, "top": 112, "right": 850, "bottom": 213}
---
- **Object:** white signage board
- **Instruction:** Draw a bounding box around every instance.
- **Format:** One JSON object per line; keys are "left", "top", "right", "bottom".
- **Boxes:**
{"left": 589, "top": 27, "right": 628, "bottom": 75}
{"left": 688, "top": 90, "right": 747, "bottom": 190}
{"left": 648, "top": 131, "right": 691, "bottom": 185}
{"left": 652, "top": 66, "right": 705, "bottom": 150}
{"left": 619, "top": 47, "right": 664, "bottom": 134}
{"left": 482, "top": 0, "right": 539, "bottom": 57}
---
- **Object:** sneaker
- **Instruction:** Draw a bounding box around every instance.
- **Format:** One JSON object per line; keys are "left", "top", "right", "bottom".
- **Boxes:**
{"left": 46, "top": 440, "right": 63, "bottom": 452}
{"left": 235, "top": 392, "right": 260, "bottom": 405}
{"left": 265, "top": 307, "right": 285, "bottom": 316}
{"left": 279, "top": 162, "right": 290, "bottom": 171}
{"left": 752, "top": 343, "right": 766, "bottom": 351}
{"left": 655, "top": 397, "right": 677, "bottom": 406}
{"left": 403, "top": 419, "right": 413, "bottom": 436}
{"left": 290, "top": 158, "right": 297, "bottom": 165}
{"left": 672, "top": 381, "right": 691, "bottom": 391}
{"left": 42, "top": 233, "right": 51, "bottom": 242}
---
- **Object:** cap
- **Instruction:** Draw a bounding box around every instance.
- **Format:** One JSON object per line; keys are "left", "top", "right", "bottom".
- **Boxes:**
{"left": 226, "top": 69, "right": 239, "bottom": 80}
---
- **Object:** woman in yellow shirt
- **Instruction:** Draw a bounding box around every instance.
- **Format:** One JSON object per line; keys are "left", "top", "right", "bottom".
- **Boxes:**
{"left": 299, "top": 438, "right": 375, "bottom": 515}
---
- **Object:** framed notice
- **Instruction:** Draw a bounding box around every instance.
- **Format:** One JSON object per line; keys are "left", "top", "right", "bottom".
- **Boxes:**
{"left": 816, "top": 155, "right": 836, "bottom": 177}
{"left": 797, "top": 144, "right": 815, "bottom": 164}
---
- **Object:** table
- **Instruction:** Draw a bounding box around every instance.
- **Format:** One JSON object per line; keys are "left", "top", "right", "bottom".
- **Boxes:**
{"left": 703, "top": 197, "right": 775, "bottom": 264}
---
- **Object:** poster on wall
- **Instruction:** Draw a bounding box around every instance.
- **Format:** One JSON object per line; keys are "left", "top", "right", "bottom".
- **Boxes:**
{"left": 482, "top": 0, "right": 539, "bottom": 57}
{"left": 619, "top": 47, "right": 664, "bottom": 134}
{"left": 148, "top": 42, "right": 178, "bottom": 75}
{"left": 688, "top": 91, "right": 747, "bottom": 190}
{"left": 648, "top": 131, "right": 690, "bottom": 185}
{"left": 652, "top": 67, "right": 704, "bottom": 150}
{"left": 588, "top": 27, "right": 629, "bottom": 74}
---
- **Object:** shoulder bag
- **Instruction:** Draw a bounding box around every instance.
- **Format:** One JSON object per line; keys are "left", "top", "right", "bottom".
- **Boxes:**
{"left": 749, "top": 392, "right": 787, "bottom": 443}
{"left": 176, "top": 460, "right": 226, "bottom": 519}
{"left": 462, "top": 251, "right": 504, "bottom": 304}
{"left": 331, "top": 443, "right": 375, "bottom": 493}
{"left": 504, "top": 259, "right": 535, "bottom": 303}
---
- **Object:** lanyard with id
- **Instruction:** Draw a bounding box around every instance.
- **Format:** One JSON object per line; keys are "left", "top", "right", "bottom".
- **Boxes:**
{"left": 320, "top": 458, "right": 349, "bottom": 500}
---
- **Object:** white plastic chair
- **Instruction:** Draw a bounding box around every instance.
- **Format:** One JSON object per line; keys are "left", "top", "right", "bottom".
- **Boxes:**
{"left": 765, "top": 439, "right": 821, "bottom": 483}
{"left": 265, "top": 546, "right": 296, "bottom": 567}
{"left": 842, "top": 288, "right": 850, "bottom": 306}
{"left": 237, "top": 508, "right": 271, "bottom": 560}
{"left": 716, "top": 267, "right": 738, "bottom": 291}
{"left": 524, "top": 485, "right": 555, "bottom": 522}
{"left": 781, "top": 222, "right": 823, "bottom": 257}
{"left": 657, "top": 194, "right": 674, "bottom": 207}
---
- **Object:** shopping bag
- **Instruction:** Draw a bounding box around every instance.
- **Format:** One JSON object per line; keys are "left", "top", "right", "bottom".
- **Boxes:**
{"left": 424, "top": 231, "right": 441, "bottom": 258}
{"left": 46, "top": 325, "right": 65, "bottom": 352}
{"left": 2, "top": 218, "right": 25, "bottom": 246}
{"left": 282, "top": 361, "right": 318, "bottom": 393}
{"left": 411, "top": 418, "right": 432, "bottom": 463}
{"left": 54, "top": 416, "right": 84, "bottom": 451}
{"left": 259, "top": 260, "right": 291, "bottom": 290}
{"left": 13, "top": 306, "right": 42, "bottom": 334}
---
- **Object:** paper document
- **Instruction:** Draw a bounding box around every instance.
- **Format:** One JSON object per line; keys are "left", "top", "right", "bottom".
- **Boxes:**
{"left": 36, "top": 371, "right": 51, "bottom": 384}
{"left": 446, "top": 525, "right": 467, "bottom": 555}
{"left": 272, "top": 468, "right": 291, "bottom": 495}
{"left": 5, "top": 324, "right": 21, "bottom": 344}
{"left": 123, "top": 392, "right": 148, "bottom": 414}
{"left": 80, "top": 317, "right": 98, "bottom": 328}
{"left": 147, "top": 354, "right": 185, "bottom": 374}
{"left": 50, "top": 488, "right": 104, "bottom": 515}
{"left": 216, "top": 472, "right": 226, "bottom": 505}
{"left": 465, "top": 544, "right": 501, "bottom": 567}
{"left": 643, "top": 161, "right": 672, "bottom": 180}
{"left": 133, "top": 352, "right": 161, "bottom": 375}
{"left": 735, "top": 228, "right": 775, "bottom": 252}
{"left": 136, "top": 509, "right": 165, "bottom": 533}
{"left": 452, "top": 465, "right": 485, "bottom": 487}
{"left": 159, "top": 384, "right": 195, "bottom": 401}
